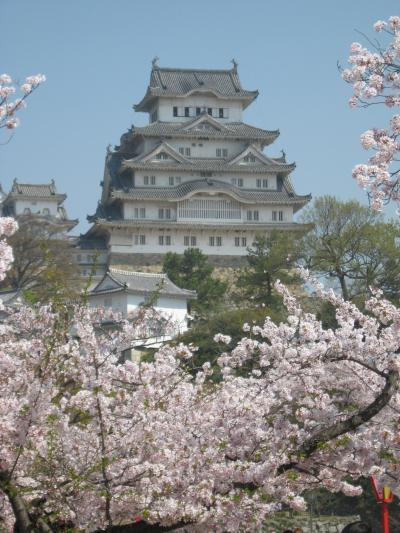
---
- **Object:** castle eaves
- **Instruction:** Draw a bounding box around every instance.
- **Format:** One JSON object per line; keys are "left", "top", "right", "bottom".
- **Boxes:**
{"left": 110, "top": 181, "right": 311, "bottom": 208}
{"left": 130, "top": 121, "right": 279, "bottom": 143}
{"left": 93, "top": 268, "right": 196, "bottom": 299}
{"left": 135, "top": 66, "right": 258, "bottom": 111}
{"left": 93, "top": 218, "right": 311, "bottom": 233}
{"left": 121, "top": 157, "right": 295, "bottom": 175}
{"left": 6, "top": 181, "right": 66, "bottom": 202}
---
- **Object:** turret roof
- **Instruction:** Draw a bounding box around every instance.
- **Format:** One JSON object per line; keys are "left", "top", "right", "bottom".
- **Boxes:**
{"left": 129, "top": 119, "right": 279, "bottom": 144}
{"left": 6, "top": 180, "right": 66, "bottom": 201}
{"left": 110, "top": 178, "right": 310, "bottom": 209}
{"left": 135, "top": 65, "right": 258, "bottom": 111}
{"left": 91, "top": 268, "right": 196, "bottom": 299}
{"left": 122, "top": 141, "right": 296, "bottom": 175}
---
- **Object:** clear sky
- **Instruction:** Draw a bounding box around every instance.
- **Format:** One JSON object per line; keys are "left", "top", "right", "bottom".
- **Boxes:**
{"left": 2, "top": 0, "right": 399, "bottom": 233}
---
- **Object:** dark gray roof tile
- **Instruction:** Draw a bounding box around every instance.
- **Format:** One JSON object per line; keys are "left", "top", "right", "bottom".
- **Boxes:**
{"left": 122, "top": 156, "right": 295, "bottom": 175}
{"left": 131, "top": 120, "right": 279, "bottom": 143}
{"left": 110, "top": 179, "right": 310, "bottom": 207}
{"left": 93, "top": 268, "right": 196, "bottom": 299}
{"left": 135, "top": 66, "right": 258, "bottom": 111}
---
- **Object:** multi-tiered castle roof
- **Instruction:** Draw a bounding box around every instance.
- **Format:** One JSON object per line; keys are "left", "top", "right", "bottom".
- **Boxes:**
{"left": 86, "top": 62, "right": 311, "bottom": 266}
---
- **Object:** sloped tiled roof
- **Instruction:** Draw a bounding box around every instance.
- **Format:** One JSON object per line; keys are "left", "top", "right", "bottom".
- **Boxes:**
{"left": 110, "top": 178, "right": 310, "bottom": 207}
{"left": 135, "top": 66, "right": 258, "bottom": 111}
{"left": 92, "top": 268, "right": 196, "bottom": 299}
{"left": 131, "top": 120, "right": 279, "bottom": 143}
{"left": 7, "top": 180, "right": 66, "bottom": 201}
{"left": 93, "top": 218, "right": 311, "bottom": 233}
{"left": 122, "top": 155, "right": 295, "bottom": 175}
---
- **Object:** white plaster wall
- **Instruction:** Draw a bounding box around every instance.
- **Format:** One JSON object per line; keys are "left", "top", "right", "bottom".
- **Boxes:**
{"left": 123, "top": 202, "right": 176, "bottom": 220}
{"left": 141, "top": 139, "right": 267, "bottom": 162}
{"left": 155, "top": 296, "right": 189, "bottom": 333}
{"left": 155, "top": 96, "right": 243, "bottom": 123}
{"left": 133, "top": 170, "right": 278, "bottom": 190}
{"left": 126, "top": 293, "right": 189, "bottom": 334}
{"left": 120, "top": 199, "right": 292, "bottom": 224}
{"left": 89, "top": 292, "right": 127, "bottom": 313}
{"left": 15, "top": 199, "right": 59, "bottom": 216}
{"left": 108, "top": 227, "right": 287, "bottom": 256}
{"left": 167, "top": 139, "right": 245, "bottom": 159}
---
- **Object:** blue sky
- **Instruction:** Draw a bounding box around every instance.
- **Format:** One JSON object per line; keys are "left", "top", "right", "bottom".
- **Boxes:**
{"left": 2, "top": 0, "right": 399, "bottom": 232}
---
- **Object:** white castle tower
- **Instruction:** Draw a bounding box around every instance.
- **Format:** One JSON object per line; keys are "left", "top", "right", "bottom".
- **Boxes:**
{"left": 86, "top": 60, "right": 311, "bottom": 266}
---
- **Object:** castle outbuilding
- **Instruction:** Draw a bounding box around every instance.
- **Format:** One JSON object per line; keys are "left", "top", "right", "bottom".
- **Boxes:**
{"left": 1, "top": 179, "right": 78, "bottom": 232}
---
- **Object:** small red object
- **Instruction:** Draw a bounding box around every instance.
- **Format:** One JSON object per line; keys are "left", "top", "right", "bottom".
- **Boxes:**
{"left": 370, "top": 476, "right": 393, "bottom": 533}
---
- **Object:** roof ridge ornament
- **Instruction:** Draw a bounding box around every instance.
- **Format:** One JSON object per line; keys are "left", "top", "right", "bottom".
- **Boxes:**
{"left": 151, "top": 56, "right": 159, "bottom": 69}
{"left": 231, "top": 58, "right": 238, "bottom": 72}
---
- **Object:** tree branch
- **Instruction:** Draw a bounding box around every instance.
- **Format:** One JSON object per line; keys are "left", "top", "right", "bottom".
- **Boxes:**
{"left": 278, "top": 367, "right": 399, "bottom": 474}
{"left": 0, "top": 470, "right": 32, "bottom": 533}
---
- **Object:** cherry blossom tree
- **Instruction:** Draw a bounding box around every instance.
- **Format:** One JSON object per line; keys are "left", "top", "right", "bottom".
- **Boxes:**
{"left": 0, "top": 73, "right": 45, "bottom": 135}
{"left": 0, "top": 215, "right": 400, "bottom": 532}
{"left": 342, "top": 16, "right": 400, "bottom": 212}
{"left": 2, "top": 29, "right": 400, "bottom": 529}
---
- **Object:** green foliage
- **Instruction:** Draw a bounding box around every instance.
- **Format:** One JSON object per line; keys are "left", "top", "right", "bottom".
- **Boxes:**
{"left": 300, "top": 196, "right": 400, "bottom": 303}
{"left": 1, "top": 217, "right": 81, "bottom": 303}
{"left": 163, "top": 248, "right": 227, "bottom": 314}
{"left": 236, "top": 231, "right": 300, "bottom": 306}
{"left": 177, "top": 306, "right": 285, "bottom": 380}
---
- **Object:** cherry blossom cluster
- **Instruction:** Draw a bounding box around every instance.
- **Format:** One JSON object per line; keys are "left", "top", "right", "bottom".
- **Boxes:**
{"left": 342, "top": 17, "right": 400, "bottom": 211}
{"left": 0, "top": 234, "right": 399, "bottom": 531}
{"left": 0, "top": 73, "right": 45, "bottom": 131}
{"left": 0, "top": 217, "right": 17, "bottom": 284}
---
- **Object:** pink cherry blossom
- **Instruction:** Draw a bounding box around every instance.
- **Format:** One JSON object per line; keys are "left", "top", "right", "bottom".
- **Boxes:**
{"left": 344, "top": 17, "right": 400, "bottom": 211}
{"left": 0, "top": 73, "right": 45, "bottom": 133}
{"left": 374, "top": 20, "right": 387, "bottom": 32}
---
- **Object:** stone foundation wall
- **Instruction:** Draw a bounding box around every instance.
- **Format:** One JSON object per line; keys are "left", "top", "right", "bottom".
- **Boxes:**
{"left": 110, "top": 252, "right": 247, "bottom": 269}
{"left": 173, "top": 513, "right": 361, "bottom": 532}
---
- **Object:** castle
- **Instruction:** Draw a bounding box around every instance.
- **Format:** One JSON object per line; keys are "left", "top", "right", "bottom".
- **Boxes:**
{"left": 3, "top": 62, "right": 311, "bottom": 271}
{"left": 85, "top": 60, "right": 311, "bottom": 267}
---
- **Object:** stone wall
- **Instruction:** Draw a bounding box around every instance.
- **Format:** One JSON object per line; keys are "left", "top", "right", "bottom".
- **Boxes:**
{"left": 172, "top": 513, "right": 361, "bottom": 532}
{"left": 262, "top": 513, "right": 362, "bottom": 532}
{"left": 110, "top": 252, "right": 247, "bottom": 269}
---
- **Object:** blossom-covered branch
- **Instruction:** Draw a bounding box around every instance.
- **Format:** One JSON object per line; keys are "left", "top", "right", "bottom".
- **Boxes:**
{"left": 342, "top": 16, "right": 400, "bottom": 211}
{"left": 0, "top": 73, "right": 45, "bottom": 132}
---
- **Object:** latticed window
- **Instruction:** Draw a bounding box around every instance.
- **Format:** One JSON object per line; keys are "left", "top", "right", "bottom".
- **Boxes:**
{"left": 272, "top": 211, "right": 284, "bottom": 221}
{"left": 184, "top": 236, "right": 197, "bottom": 246}
{"left": 159, "top": 208, "right": 171, "bottom": 220}
{"left": 134, "top": 235, "right": 146, "bottom": 245}
{"left": 178, "top": 198, "right": 241, "bottom": 220}
{"left": 159, "top": 235, "right": 171, "bottom": 246}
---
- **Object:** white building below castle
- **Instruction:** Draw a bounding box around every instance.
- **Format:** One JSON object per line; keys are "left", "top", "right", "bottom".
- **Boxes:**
{"left": 88, "top": 268, "right": 196, "bottom": 341}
